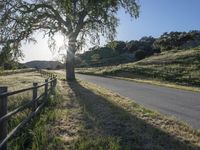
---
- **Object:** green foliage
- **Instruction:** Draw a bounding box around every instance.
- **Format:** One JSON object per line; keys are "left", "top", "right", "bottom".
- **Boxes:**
{"left": 77, "top": 36, "right": 158, "bottom": 67}
{"left": 107, "top": 41, "right": 127, "bottom": 54}
{"left": 154, "top": 31, "right": 200, "bottom": 51}
{"left": 79, "top": 47, "right": 117, "bottom": 65}
{"left": 126, "top": 36, "right": 156, "bottom": 54}
{"left": 77, "top": 31, "right": 200, "bottom": 68}
{"left": 0, "top": 0, "right": 139, "bottom": 53}
{"left": 135, "top": 50, "right": 146, "bottom": 60}
{"left": 0, "top": 42, "right": 24, "bottom": 69}
{"left": 0, "top": 0, "right": 140, "bottom": 80}
{"left": 77, "top": 46, "right": 136, "bottom": 67}
{"left": 55, "top": 64, "right": 63, "bottom": 70}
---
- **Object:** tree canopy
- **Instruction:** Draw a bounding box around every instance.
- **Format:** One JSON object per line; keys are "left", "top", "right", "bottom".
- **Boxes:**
{"left": 0, "top": 0, "right": 140, "bottom": 80}
{"left": 154, "top": 31, "right": 200, "bottom": 51}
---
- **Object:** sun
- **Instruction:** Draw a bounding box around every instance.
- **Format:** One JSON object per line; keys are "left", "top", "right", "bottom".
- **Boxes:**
{"left": 54, "top": 34, "right": 65, "bottom": 48}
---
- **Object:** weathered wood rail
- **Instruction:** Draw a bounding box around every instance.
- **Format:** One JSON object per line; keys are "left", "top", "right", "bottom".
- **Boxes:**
{"left": 0, "top": 71, "right": 57, "bottom": 150}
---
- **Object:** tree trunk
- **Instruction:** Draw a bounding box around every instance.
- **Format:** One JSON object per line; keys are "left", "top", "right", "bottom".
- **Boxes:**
{"left": 66, "top": 39, "right": 76, "bottom": 81}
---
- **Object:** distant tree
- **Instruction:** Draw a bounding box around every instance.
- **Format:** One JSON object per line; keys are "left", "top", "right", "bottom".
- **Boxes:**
{"left": 46, "top": 67, "right": 51, "bottom": 70}
{"left": 139, "top": 36, "right": 156, "bottom": 55}
{"left": 0, "top": 0, "right": 140, "bottom": 81}
{"left": 17, "top": 63, "right": 27, "bottom": 69}
{"left": 135, "top": 50, "right": 146, "bottom": 60}
{"left": 34, "top": 66, "right": 39, "bottom": 70}
{"left": 126, "top": 40, "right": 140, "bottom": 52}
{"left": 154, "top": 31, "right": 200, "bottom": 51}
{"left": 88, "top": 46, "right": 99, "bottom": 51}
{"left": 127, "top": 36, "right": 156, "bottom": 55}
{"left": 107, "top": 41, "right": 127, "bottom": 54}
{"left": 139, "top": 36, "right": 155, "bottom": 44}
{"left": 56, "top": 65, "right": 62, "bottom": 70}
{"left": 0, "top": 43, "right": 24, "bottom": 69}
{"left": 3, "top": 63, "right": 13, "bottom": 70}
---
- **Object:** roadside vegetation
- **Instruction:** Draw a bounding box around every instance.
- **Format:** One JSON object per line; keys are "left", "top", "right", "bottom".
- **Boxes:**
{"left": 0, "top": 71, "right": 49, "bottom": 149}
{"left": 1, "top": 70, "right": 200, "bottom": 149}
{"left": 76, "top": 47, "right": 200, "bottom": 90}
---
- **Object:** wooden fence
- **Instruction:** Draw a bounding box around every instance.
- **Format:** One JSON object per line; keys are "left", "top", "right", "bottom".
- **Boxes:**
{"left": 0, "top": 71, "right": 57, "bottom": 150}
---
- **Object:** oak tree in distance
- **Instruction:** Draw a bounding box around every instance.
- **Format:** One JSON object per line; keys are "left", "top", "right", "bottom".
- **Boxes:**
{"left": 0, "top": 0, "right": 139, "bottom": 81}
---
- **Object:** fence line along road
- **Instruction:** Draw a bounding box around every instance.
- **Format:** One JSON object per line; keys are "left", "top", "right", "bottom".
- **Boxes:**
{"left": 0, "top": 71, "right": 57, "bottom": 150}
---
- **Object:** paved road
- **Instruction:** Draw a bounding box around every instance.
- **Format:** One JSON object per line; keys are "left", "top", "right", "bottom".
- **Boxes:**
{"left": 76, "top": 74, "right": 200, "bottom": 129}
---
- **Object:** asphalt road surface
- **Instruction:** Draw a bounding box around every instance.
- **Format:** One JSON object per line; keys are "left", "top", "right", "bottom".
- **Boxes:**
{"left": 76, "top": 74, "right": 200, "bottom": 129}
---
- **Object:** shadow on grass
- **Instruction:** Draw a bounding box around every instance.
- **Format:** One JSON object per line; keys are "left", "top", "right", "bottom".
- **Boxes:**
{"left": 68, "top": 80, "right": 199, "bottom": 150}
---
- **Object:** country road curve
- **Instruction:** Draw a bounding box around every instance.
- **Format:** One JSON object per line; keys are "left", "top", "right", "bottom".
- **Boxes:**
{"left": 75, "top": 73, "right": 200, "bottom": 129}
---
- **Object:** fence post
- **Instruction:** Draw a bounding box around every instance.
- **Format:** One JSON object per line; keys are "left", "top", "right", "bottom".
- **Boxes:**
{"left": 50, "top": 78, "right": 53, "bottom": 93}
{"left": 44, "top": 79, "right": 48, "bottom": 101}
{"left": 53, "top": 78, "right": 57, "bottom": 93}
{"left": 0, "top": 87, "right": 8, "bottom": 150}
{"left": 54, "top": 78, "right": 57, "bottom": 88}
{"left": 32, "top": 83, "right": 38, "bottom": 112}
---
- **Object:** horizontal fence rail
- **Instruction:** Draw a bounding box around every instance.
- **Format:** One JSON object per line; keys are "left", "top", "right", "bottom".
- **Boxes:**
{"left": 0, "top": 70, "right": 57, "bottom": 150}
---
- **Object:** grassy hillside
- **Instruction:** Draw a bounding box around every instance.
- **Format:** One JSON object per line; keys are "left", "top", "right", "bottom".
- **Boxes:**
{"left": 76, "top": 47, "right": 200, "bottom": 87}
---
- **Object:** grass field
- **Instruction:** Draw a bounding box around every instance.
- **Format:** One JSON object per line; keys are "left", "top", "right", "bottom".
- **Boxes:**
{"left": 0, "top": 71, "right": 52, "bottom": 149}
{"left": 0, "top": 68, "right": 36, "bottom": 76}
{"left": 76, "top": 48, "right": 200, "bottom": 91}
{"left": 1, "top": 71, "right": 200, "bottom": 149}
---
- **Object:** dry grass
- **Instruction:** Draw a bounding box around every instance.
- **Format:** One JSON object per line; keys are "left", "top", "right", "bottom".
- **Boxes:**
{"left": 1, "top": 70, "right": 200, "bottom": 149}
{"left": 0, "top": 71, "right": 46, "bottom": 91}
{"left": 45, "top": 71, "right": 200, "bottom": 149}
{"left": 0, "top": 71, "right": 51, "bottom": 150}
{"left": 0, "top": 72, "right": 48, "bottom": 110}
{"left": 69, "top": 80, "right": 200, "bottom": 149}
{"left": 0, "top": 68, "right": 36, "bottom": 76}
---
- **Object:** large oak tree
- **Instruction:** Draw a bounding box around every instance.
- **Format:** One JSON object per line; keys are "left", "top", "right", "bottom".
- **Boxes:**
{"left": 0, "top": 0, "right": 139, "bottom": 80}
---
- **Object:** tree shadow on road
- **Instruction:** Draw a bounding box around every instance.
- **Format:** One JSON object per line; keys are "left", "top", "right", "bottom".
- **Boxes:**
{"left": 68, "top": 80, "right": 200, "bottom": 150}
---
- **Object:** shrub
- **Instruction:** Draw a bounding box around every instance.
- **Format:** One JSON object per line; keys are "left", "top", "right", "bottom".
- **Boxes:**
{"left": 106, "top": 41, "right": 127, "bottom": 54}
{"left": 135, "top": 50, "right": 146, "bottom": 60}
{"left": 56, "top": 65, "right": 62, "bottom": 70}
{"left": 153, "top": 31, "right": 200, "bottom": 51}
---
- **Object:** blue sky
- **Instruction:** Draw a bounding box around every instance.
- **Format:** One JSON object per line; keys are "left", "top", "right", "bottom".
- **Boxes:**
{"left": 21, "top": 0, "right": 200, "bottom": 62}
{"left": 117, "top": 0, "right": 200, "bottom": 40}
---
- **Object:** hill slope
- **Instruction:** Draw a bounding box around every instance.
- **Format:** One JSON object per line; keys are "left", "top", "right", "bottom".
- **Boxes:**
{"left": 77, "top": 47, "right": 200, "bottom": 87}
{"left": 25, "top": 60, "right": 64, "bottom": 69}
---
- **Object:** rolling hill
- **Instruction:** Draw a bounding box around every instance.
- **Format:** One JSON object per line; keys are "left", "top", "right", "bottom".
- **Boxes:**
{"left": 25, "top": 60, "right": 64, "bottom": 69}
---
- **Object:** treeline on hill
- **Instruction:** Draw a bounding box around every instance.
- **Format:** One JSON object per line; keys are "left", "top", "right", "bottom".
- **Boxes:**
{"left": 76, "top": 30, "right": 200, "bottom": 67}
{"left": 24, "top": 60, "right": 65, "bottom": 70}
